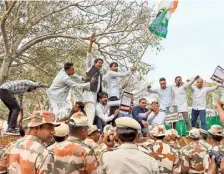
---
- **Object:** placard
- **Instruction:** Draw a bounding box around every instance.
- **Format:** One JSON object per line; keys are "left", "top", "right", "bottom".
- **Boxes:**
{"left": 211, "top": 66, "right": 224, "bottom": 85}
{"left": 166, "top": 105, "right": 179, "bottom": 123}
{"left": 120, "top": 91, "right": 133, "bottom": 114}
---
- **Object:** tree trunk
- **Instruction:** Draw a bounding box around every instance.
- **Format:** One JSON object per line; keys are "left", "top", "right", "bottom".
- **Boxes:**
{"left": 0, "top": 56, "right": 12, "bottom": 85}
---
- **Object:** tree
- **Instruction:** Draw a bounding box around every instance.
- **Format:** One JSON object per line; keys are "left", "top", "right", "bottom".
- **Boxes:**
{"left": 0, "top": 0, "right": 161, "bottom": 117}
{"left": 0, "top": 0, "right": 160, "bottom": 84}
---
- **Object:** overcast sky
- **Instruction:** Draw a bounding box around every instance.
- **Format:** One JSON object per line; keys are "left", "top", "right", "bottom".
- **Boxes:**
{"left": 142, "top": 0, "right": 224, "bottom": 87}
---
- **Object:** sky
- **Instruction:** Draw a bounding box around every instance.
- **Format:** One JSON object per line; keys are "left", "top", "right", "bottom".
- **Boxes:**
{"left": 142, "top": 0, "right": 224, "bottom": 87}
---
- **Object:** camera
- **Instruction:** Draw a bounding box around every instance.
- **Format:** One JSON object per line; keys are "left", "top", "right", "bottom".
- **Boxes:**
{"left": 209, "top": 150, "right": 224, "bottom": 166}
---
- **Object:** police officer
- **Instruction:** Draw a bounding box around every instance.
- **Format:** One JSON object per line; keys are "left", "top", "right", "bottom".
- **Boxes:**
{"left": 97, "top": 117, "right": 159, "bottom": 174}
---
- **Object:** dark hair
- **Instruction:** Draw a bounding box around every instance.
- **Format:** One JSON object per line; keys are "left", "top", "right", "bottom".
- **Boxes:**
{"left": 175, "top": 76, "right": 182, "bottom": 81}
{"left": 109, "top": 62, "right": 118, "bottom": 68}
{"left": 75, "top": 101, "right": 86, "bottom": 116}
{"left": 97, "top": 91, "right": 108, "bottom": 100}
{"left": 116, "top": 127, "right": 137, "bottom": 142}
{"left": 159, "top": 77, "right": 166, "bottom": 82}
{"left": 69, "top": 124, "right": 87, "bottom": 135}
{"left": 139, "top": 98, "right": 146, "bottom": 103}
{"left": 54, "top": 135, "right": 67, "bottom": 142}
{"left": 94, "top": 58, "right": 103, "bottom": 64}
{"left": 209, "top": 133, "right": 223, "bottom": 142}
{"left": 64, "top": 62, "right": 74, "bottom": 71}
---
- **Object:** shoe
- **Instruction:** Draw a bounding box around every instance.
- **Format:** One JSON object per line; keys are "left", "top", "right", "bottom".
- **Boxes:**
{"left": 5, "top": 128, "right": 20, "bottom": 135}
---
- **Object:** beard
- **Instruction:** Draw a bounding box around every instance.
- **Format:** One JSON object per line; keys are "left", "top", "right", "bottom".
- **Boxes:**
{"left": 102, "top": 101, "right": 108, "bottom": 105}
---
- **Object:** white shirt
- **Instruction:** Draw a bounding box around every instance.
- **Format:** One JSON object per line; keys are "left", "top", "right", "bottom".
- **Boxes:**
{"left": 106, "top": 70, "right": 131, "bottom": 98}
{"left": 47, "top": 69, "right": 90, "bottom": 102}
{"left": 147, "top": 86, "right": 174, "bottom": 110}
{"left": 95, "top": 103, "right": 115, "bottom": 123}
{"left": 82, "top": 52, "right": 101, "bottom": 104}
{"left": 147, "top": 111, "right": 166, "bottom": 125}
{"left": 172, "top": 79, "right": 195, "bottom": 112}
{"left": 191, "top": 85, "right": 219, "bottom": 110}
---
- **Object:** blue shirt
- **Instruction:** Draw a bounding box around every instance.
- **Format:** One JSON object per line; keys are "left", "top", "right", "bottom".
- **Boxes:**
{"left": 132, "top": 106, "right": 148, "bottom": 127}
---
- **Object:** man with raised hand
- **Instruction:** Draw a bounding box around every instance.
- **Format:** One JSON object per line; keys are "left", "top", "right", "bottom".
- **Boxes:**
{"left": 83, "top": 33, "right": 104, "bottom": 125}
{"left": 147, "top": 77, "right": 174, "bottom": 111}
{"left": 172, "top": 75, "right": 199, "bottom": 130}
{"left": 190, "top": 78, "right": 219, "bottom": 130}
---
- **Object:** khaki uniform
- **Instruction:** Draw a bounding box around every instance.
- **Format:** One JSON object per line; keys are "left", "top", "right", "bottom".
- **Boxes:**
{"left": 148, "top": 140, "right": 181, "bottom": 174}
{"left": 94, "top": 143, "right": 111, "bottom": 162}
{"left": 53, "top": 136, "right": 98, "bottom": 173}
{"left": 168, "top": 141, "right": 181, "bottom": 151}
{"left": 0, "top": 135, "right": 54, "bottom": 174}
{"left": 180, "top": 141, "right": 207, "bottom": 174}
{"left": 84, "top": 138, "right": 99, "bottom": 149}
{"left": 97, "top": 143, "right": 159, "bottom": 174}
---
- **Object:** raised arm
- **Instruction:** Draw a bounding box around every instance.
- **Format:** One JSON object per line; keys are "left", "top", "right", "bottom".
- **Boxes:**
{"left": 108, "top": 70, "right": 131, "bottom": 78}
{"left": 86, "top": 33, "right": 95, "bottom": 72}
{"left": 183, "top": 75, "right": 199, "bottom": 88}
{"left": 147, "top": 84, "right": 158, "bottom": 94}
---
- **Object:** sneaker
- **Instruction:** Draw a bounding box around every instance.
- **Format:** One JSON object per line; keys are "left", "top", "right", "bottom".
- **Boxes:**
{"left": 5, "top": 128, "right": 20, "bottom": 135}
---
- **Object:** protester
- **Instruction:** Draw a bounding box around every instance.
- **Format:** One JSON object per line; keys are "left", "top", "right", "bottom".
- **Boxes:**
{"left": 83, "top": 33, "right": 103, "bottom": 125}
{"left": 148, "top": 125, "right": 181, "bottom": 174}
{"left": 0, "top": 80, "right": 47, "bottom": 134}
{"left": 107, "top": 62, "right": 136, "bottom": 117}
{"left": 147, "top": 101, "right": 166, "bottom": 126}
{"left": 203, "top": 125, "right": 224, "bottom": 173}
{"left": 132, "top": 98, "right": 151, "bottom": 136}
{"left": 95, "top": 92, "right": 120, "bottom": 133}
{"left": 0, "top": 110, "right": 59, "bottom": 173}
{"left": 180, "top": 128, "right": 207, "bottom": 174}
{"left": 84, "top": 125, "right": 100, "bottom": 149}
{"left": 147, "top": 77, "right": 174, "bottom": 111}
{"left": 47, "top": 122, "right": 69, "bottom": 151}
{"left": 53, "top": 116, "right": 98, "bottom": 173}
{"left": 97, "top": 117, "right": 159, "bottom": 174}
{"left": 47, "top": 61, "right": 91, "bottom": 120}
{"left": 190, "top": 78, "right": 219, "bottom": 130}
{"left": 172, "top": 75, "right": 199, "bottom": 130}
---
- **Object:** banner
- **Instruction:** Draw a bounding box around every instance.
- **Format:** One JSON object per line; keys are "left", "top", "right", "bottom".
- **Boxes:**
{"left": 166, "top": 105, "right": 179, "bottom": 123}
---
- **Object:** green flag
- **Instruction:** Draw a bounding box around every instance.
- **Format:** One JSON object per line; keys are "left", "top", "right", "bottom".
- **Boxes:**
{"left": 149, "top": 9, "right": 169, "bottom": 38}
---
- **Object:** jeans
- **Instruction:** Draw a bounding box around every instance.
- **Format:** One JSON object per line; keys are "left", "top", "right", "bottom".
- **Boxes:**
{"left": 95, "top": 116, "right": 104, "bottom": 134}
{"left": 191, "top": 109, "right": 207, "bottom": 130}
{"left": 109, "top": 96, "right": 119, "bottom": 126}
{"left": 0, "top": 89, "right": 20, "bottom": 128}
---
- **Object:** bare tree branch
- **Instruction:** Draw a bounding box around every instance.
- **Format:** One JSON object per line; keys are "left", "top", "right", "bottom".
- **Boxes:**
{"left": 1, "top": 1, "right": 17, "bottom": 56}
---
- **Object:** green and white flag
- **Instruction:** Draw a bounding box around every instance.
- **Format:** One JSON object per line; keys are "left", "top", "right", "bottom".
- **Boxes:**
{"left": 149, "top": 0, "right": 178, "bottom": 38}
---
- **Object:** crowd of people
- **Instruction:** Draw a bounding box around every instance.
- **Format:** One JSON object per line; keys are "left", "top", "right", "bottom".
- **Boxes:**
{"left": 0, "top": 34, "right": 224, "bottom": 173}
